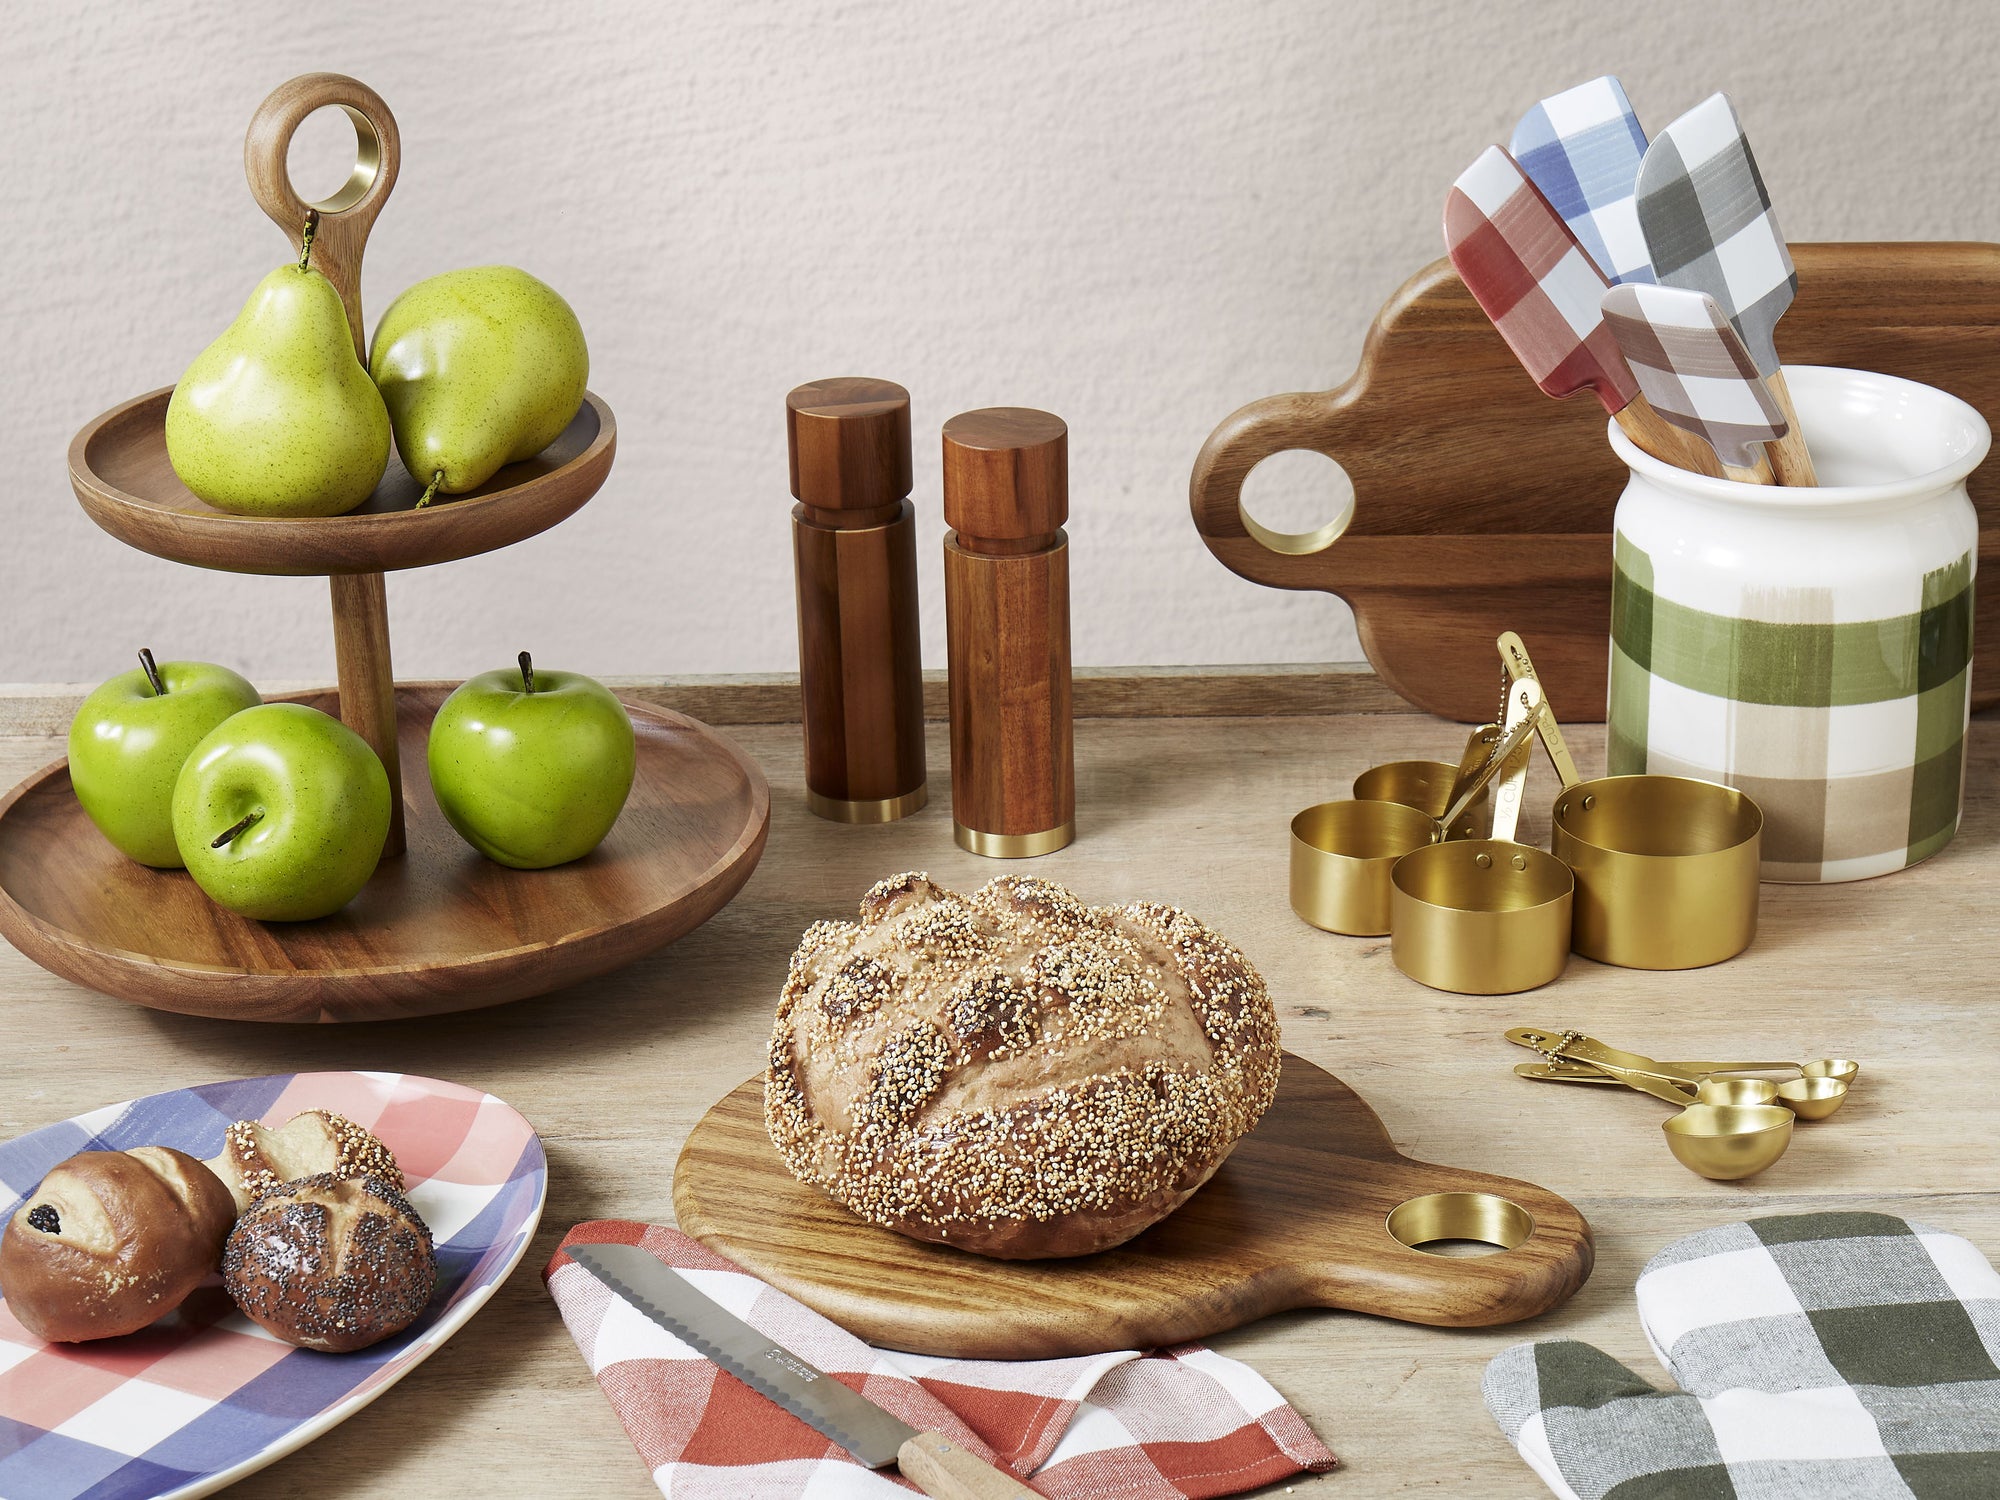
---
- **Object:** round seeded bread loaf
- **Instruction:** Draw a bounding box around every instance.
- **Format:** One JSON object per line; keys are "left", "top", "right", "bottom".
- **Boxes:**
{"left": 765, "top": 872, "right": 1281, "bottom": 1259}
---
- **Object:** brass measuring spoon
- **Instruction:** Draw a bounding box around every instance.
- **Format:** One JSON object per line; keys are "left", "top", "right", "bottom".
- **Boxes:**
{"left": 1512, "top": 1029, "right": 1794, "bottom": 1178}
{"left": 1389, "top": 681, "right": 1574, "bottom": 994}
{"left": 1291, "top": 713, "right": 1538, "bottom": 936}
{"left": 1506, "top": 1027, "right": 1855, "bottom": 1118}
{"left": 1499, "top": 635, "right": 1762, "bottom": 970}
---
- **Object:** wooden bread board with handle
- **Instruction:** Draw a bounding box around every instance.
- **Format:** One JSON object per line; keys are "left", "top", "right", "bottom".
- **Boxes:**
{"left": 1190, "top": 242, "right": 2000, "bottom": 722}
{"left": 672, "top": 1051, "right": 1592, "bottom": 1359}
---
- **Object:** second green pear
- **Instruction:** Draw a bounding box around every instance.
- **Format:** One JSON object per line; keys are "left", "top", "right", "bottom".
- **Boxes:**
{"left": 369, "top": 267, "right": 589, "bottom": 496}
{"left": 164, "top": 264, "right": 391, "bottom": 517}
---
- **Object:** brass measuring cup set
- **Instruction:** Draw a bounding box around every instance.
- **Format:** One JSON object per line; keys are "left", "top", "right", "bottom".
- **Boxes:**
{"left": 1291, "top": 633, "right": 1766, "bottom": 993}
{"left": 1508, "top": 1027, "right": 1861, "bottom": 1180}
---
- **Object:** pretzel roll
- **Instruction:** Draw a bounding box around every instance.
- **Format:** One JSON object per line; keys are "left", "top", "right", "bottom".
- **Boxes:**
{"left": 766, "top": 873, "right": 1282, "bottom": 1259}
{"left": 206, "top": 1109, "right": 402, "bottom": 1213}
{"left": 0, "top": 1147, "right": 235, "bottom": 1342}
{"left": 222, "top": 1173, "right": 435, "bottom": 1352}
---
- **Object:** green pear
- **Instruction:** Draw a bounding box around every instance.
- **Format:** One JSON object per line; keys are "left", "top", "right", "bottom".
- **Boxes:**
{"left": 369, "top": 267, "right": 589, "bottom": 497}
{"left": 164, "top": 265, "right": 392, "bottom": 517}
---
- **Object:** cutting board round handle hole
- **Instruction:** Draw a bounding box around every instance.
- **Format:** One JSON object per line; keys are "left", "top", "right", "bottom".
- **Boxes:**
{"left": 1386, "top": 1191, "right": 1535, "bottom": 1257}
{"left": 1189, "top": 388, "right": 1359, "bottom": 575}
{"left": 1239, "top": 448, "right": 1355, "bottom": 556}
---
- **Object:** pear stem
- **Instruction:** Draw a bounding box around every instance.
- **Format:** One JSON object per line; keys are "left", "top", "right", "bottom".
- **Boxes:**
{"left": 298, "top": 211, "right": 318, "bottom": 273}
{"left": 137, "top": 647, "right": 166, "bottom": 697}
{"left": 211, "top": 811, "right": 263, "bottom": 849}
{"left": 519, "top": 651, "right": 536, "bottom": 695}
{"left": 415, "top": 470, "right": 443, "bottom": 509}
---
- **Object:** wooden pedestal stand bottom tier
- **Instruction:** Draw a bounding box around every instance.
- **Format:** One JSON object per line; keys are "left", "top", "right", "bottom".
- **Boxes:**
{"left": 0, "top": 72, "right": 771, "bottom": 1022}
{"left": 675, "top": 1052, "right": 1593, "bottom": 1359}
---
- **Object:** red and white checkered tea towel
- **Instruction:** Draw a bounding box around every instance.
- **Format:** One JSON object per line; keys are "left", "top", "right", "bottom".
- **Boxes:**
{"left": 545, "top": 1221, "right": 1337, "bottom": 1498}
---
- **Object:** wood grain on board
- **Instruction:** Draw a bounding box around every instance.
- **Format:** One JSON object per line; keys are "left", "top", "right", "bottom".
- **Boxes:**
{"left": 1190, "top": 243, "right": 2000, "bottom": 722}
{"left": 675, "top": 1052, "right": 1592, "bottom": 1359}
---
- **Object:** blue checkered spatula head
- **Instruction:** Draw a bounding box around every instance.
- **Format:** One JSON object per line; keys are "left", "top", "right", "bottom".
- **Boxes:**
{"left": 1510, "top": 75, "right": 1653, "bottom": 285}
{"left": 1634, "top": 92, "right": 1797, "bottom": 379}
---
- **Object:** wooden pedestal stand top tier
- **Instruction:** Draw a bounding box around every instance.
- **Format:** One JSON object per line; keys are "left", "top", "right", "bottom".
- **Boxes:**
{"left": 15, "top": 74, "right": 770, "bottom": 1022}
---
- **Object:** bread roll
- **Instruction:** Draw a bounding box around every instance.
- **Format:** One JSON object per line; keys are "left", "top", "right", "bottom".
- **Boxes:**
{"left": 766, "top": 873, "right": 1281, "bottom": 1259}
{"left": 0, "top": 1147, "right": 235, "bottom": 1342}
{"left": 222, "top": 1173, "right": 435, "bottom": 1352}
{"left": 205, "top": 1109, "right": 402, "bottom": 1214}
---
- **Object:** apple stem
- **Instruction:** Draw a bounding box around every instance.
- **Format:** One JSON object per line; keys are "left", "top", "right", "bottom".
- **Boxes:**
{"left": 211, "top": 811, "right": 263, "bottom": 849}
{"left": 415, "top": 470, "right": 443, "bottom": 509}
{"left": 519, "top": 651, "right": 536, "bottom": 695}
{"left": 297, "top": 211, "right": 318, "bottom": 273}
{"left": 137, "top": 647, "right": 166, "bottom": 697}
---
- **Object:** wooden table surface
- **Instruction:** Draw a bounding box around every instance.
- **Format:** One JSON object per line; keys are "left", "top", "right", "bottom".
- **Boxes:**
{"left": 1, "top": 672, "right": 1993, "bottom": 1498}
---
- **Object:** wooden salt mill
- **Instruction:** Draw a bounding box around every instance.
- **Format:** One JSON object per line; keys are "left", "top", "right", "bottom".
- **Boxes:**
{"left": 942, "top": 408, "right": 1075, "bottom": 857}
{"left": 787, "top": 378, "right": 928, "bottom": 822}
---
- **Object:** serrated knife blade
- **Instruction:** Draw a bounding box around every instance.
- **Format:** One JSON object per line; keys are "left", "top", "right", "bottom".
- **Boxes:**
{"left": 568, "top": 1242, "right": 916, "bottom": 1467}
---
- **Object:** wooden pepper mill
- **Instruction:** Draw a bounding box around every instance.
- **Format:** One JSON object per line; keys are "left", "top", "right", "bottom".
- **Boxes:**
{"left": 787, "top": 378, "right": 928, "bottom": 822}
{"left": 942, "top": 408, "right": 1075, "bottom": 857}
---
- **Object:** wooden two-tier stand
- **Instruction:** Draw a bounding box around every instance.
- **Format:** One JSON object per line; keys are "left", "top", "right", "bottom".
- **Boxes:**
{"left": 0, "top": 74, "right": 769, "bottom": 1023}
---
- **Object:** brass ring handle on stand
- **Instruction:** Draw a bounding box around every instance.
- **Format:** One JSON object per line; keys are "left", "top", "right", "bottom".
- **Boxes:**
{"left": 244, "top": 73, "right": 401, "bottom": 359}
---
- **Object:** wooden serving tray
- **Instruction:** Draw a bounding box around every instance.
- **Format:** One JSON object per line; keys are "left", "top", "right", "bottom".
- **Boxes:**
{"left": 1190, "top": 243, "right": 2000, "bottom": 722}
{"left": 673, "top": 1052, "right": 1592, "bottom": 1359}
{"left": 0, "top": 684, "right": 768, "bottom": 1023}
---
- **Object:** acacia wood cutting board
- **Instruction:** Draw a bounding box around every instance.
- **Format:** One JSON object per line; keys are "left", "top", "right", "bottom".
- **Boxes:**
{"left": 1189, "top": 243, "right": 2000, "bottom": 722}
{"left": 672, "top": 1052, "right": 1592, "bottom": 1359}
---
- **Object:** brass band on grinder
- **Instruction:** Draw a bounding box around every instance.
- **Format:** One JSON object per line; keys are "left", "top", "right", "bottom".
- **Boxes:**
{"left": 953, "top": 821, "right": 1075, "bottom": 858}
{"left": 806, "top": 785, "right": 929, "bottom": 824}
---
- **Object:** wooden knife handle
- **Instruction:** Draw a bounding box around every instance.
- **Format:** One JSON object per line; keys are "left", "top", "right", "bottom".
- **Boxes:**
{"left": 898, "top": 1430, "right": 1041, "bottom": 1498}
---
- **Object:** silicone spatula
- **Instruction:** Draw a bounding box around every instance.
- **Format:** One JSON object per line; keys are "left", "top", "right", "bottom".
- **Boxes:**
{"left": 1634, "top": 93, "right": 1816, "bottom": 485}
{"left": 1445, "top": 146, "right": 1721, "bottom": 477}
{"left": 1601, "top": 282, "right": 1783, "bottom": 483}
{"left": 1511, "top": 75, "right": 1653, "bottom": 285}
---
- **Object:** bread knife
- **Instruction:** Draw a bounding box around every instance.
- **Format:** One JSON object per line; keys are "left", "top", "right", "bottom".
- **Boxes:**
{"left": 567, "top": 1243, "right": 1039, "bottom": 1499}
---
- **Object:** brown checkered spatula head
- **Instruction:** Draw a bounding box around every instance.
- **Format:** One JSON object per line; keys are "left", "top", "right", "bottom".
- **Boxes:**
{"left": 1446, "top": 147, "right": 1722, "bottom": 478}
{"left": 1602, "top": 282, "right": 1784, "bottom": 483}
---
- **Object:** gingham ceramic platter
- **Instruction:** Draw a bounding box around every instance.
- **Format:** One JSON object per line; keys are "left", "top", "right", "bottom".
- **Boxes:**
{"left": 0, "top": 1071, "right": 547, "bottom": 1499}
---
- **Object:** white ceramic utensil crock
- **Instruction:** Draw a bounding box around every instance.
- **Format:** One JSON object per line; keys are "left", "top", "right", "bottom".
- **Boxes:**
{"left": 1607, "top": 365, "right": 1987, "bottom": 883}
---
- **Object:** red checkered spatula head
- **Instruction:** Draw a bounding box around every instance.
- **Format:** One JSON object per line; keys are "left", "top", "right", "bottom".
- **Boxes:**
{"left": 1445, "top": 145, "right": 1638, "bottom": 416}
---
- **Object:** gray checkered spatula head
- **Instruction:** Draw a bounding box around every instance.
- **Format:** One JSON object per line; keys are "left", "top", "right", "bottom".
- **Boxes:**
{"left": 1602, "top": 282, "right": 1787, "bottom": 473}
{"left": 1634, "top": 92, "right": 1796, "bottom": 379}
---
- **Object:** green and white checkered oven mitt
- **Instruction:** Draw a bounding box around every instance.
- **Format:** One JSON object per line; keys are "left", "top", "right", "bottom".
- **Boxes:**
{"left": 1484, "top": 1212, "right": 2000, "bottom": 1498}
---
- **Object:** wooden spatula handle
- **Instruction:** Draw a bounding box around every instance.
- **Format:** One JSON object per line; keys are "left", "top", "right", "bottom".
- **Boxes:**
{"left": 1762, "top": 369, "right": 1820, "bottom": 486}
{"left": 1613, "top": 396, "right": 1732, "bottom": 479}
{"left": 898, "top": 1431, "right": 1041, "bottom": 1498}
{"left": 243, "top": 72, "right": 401, "bottom": 360}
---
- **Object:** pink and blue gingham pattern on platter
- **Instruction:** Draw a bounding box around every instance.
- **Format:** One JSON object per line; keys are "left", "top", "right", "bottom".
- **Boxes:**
{"left": 0, "top": 1072, "right": 547, "bottom": 1500}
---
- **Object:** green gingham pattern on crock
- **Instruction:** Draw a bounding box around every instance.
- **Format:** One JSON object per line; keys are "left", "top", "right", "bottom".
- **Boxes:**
{"left": 1609, "top": 534, "right": 1973, "bottom": 881}
{"left": 1485, "top": 1212, "right": 2000, "bottom": 1499}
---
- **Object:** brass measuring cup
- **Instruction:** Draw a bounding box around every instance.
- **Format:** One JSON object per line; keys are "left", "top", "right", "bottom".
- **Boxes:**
{"left": 1389, "top": 681, "right": 1574, "bottom": 994}
{"left": 1499, "top": 633, "right": 1762, "bottom": 970}
{"left": 1291, "top": 717, "right": 1533, "bottom": 936}
{"left": 1351, "top": 726, "right": 1497, "bottom": 821}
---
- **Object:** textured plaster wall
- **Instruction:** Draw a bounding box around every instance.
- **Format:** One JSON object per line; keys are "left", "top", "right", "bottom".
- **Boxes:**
{"left": 5, "top": 0, "right": 1997, "bottom": 684}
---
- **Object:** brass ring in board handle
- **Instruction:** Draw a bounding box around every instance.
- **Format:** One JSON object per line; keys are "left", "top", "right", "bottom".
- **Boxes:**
{"left": 1187, "top": 388, "right": 1352, "bottom": 579}
{"left": 242, "top": 73, "right": 401, "bottom": 357}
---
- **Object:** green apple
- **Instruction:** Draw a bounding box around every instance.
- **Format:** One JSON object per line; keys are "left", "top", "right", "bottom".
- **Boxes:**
{"left": 369, "top": 266, "right": 588, "bottom": 500}
{"left": 428, "top": 653, "right": 634, "bottom": 869}
{"left": 164, "top": 264, "right": 392, "bottom": 516}
{"left": 68, "top": 651, "right": 263, "bottom": 867}
{"left": 171, "top": 704, "right": 392, "bottom": 921}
